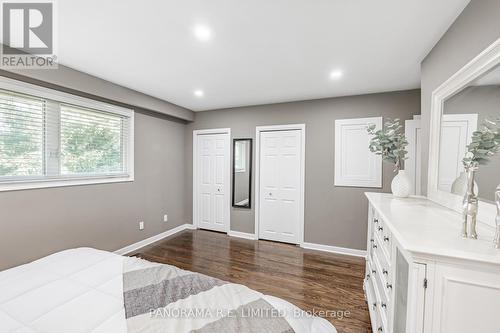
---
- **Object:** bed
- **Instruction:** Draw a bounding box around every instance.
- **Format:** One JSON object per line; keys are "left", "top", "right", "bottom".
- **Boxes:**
{"left": 0, "top": 248, "right": 337, "bottom": 333}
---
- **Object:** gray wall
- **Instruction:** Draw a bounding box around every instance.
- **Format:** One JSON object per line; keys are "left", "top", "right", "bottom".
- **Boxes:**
{"left": 185, "top": 90, "right": 420, "bottom": 250}
{"left": 0, "top": 76, "right": 189, "bottom": 270}
{"left": 420, "top": 0, "right": 500, "bottom": 194}
{"left": 0, "top": 66, "right": 194, "bottom": 121}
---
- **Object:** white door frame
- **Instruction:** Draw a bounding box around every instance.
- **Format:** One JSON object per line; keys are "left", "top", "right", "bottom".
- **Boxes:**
{"left": 193, "top": 128, "right": 231, "bottom": 233}
{"left": 255, "top": 124, "right": 306, "bottom": 245}
{"left": 405, "top": 116, "right": 422, "bottom": 195}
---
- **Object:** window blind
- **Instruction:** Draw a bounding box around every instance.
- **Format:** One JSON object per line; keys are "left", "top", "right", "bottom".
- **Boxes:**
{"left": 0, "top": 90, "right": 44, "bottom": 178}
{"left": 0, "top": 79, "right": 134, "bottom": 189}
{"left": 60, "top": 104, "right": 129, "bottom": 177}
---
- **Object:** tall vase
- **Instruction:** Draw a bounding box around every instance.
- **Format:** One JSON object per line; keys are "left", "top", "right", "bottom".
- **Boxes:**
{"left": 391, "top": 169, "right": 412, "bottom": 198}
{"left": 494, "top": 184, "right": 500, "bottom": 249}
{"left": 461, "top": 162, "right": 479, "bottom": 239}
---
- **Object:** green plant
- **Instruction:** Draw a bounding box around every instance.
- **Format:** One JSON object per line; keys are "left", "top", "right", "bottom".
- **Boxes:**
{"left": 367, "top": 118, "right": 408, "bottom": 172}
{"left": 463, "top": 117, "right": 500, "bottom": 167}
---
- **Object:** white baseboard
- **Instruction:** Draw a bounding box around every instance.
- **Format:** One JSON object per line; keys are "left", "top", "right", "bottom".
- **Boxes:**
{"left": 115, "top": 223, "right": 196, "bottom": 255}
{"left": 228, "top": 230, "right": 257, "bottom": 240}
{"left": 301, "top": 242, "right": 367, "bottom": 258}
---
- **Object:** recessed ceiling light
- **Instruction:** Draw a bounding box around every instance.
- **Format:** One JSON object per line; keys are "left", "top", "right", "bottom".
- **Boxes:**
{"left": 193, "top": 25, "right": 212, "bottom": 41}
{"left": 329, "top": 70, "right": 343, "bottom": 80}
{"left": 194, "top": 89, "right": 204, "bottom": 97}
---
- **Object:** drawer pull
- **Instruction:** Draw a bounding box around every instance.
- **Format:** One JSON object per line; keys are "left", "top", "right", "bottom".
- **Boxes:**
{"left": 382, "top": 269, "right": 388, "bottom": 275}
{"left": 370, "top": 238, "right": 374, "bottom": 243}
{"left": 366, "top": 274, "right": 370, "bottom": 279}
{"left": 386, "top": 282, "right": 393, "bottom": 290}
{"left": 374, "top": 218, "right": 379, "bottom": 223}
{"left": 377, "top": 327, "right": 383, "bottom": 332}
{"left": 372, "top": 244, "right": 378, "bottom": 249}
{"left": 378, "top": 226, "right": 384, "bottom": 231}
{"left": 372, "top": 302, "right": 377, "bottom": 310}
{"left": 381, "top": 302, "right": 387, "bottom": 309}
{"left": 372, "top": 269, "right": 377, "bottom": 274}
{"left": 383, "top": 236, "right": 390, "bottom": 242}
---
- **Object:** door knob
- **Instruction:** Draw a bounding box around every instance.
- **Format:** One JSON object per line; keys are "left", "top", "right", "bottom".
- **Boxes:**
{"left": 217, "top": 188, "right": 221, "bottom": 192}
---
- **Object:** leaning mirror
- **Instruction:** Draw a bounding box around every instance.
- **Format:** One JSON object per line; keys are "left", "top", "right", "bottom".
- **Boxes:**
{"left": 438, "top": 64, "right": 500, "bottom": 203}
{"left": 232, "top": 139, "right": 252, "bottom": 208}
{"left": 429, "top": 40, "right": 500, "bottom": 230}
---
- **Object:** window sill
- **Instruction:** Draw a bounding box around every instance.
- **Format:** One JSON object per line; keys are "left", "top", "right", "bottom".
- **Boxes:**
{"left": 0, "top": 175, "right": 134, "bottom": 192}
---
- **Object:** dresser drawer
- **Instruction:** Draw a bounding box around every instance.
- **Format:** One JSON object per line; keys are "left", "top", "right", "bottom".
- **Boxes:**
{"left": 380, "top": 227, "right": 392, "bottom": 260}
{"left": 372, "top": 251, "right": 390, "bottom": 325}
{"left": 374, "top": 235, "right": 391, "bottom": 282}
{"left": 365, "top": 262, "right": 387, "bottom": 333}
{"left": 374, "top": 216, "right": 392, "bottom": 261}
{"left": 374, "top": 304, "right": 386, "bottom": 333}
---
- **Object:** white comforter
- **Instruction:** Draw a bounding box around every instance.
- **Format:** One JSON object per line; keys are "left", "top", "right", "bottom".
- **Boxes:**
{"left": 0, "top": 248, "right": 336, "bottom": 333}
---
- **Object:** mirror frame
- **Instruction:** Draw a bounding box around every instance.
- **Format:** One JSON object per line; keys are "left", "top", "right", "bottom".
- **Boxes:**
{"left": 232, "top": 138, "right": 252, "bottom": 209}
{"left": 428, "top": 38, "right": 500, "bottom": 229}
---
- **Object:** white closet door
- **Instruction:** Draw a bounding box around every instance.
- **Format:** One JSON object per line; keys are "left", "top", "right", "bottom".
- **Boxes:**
{"left": 438, "top": 114, "right": 477, "bottom": 192}
{"left": 196, "top": 133, "right": 229, "bottom": 232}
{"left": 259, "top": 130, "right": 301, "bottom": 244}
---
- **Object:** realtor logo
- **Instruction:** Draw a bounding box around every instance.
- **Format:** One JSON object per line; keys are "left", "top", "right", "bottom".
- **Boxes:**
{"left": 1, "top": 0, "right": 57, "bottom": 68}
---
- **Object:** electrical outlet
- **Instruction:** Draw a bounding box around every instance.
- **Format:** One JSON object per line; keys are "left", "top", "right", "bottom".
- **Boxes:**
{"left": 139, "top": 221, "right": 144, "bottom": 230}
{"left": 163, "top": 214, "right": 168, "bottom": 222}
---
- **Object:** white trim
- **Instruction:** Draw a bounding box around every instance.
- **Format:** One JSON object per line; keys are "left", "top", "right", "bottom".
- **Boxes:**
{"left": 228, "top": 230, "right": 257, "bottom": 240}
{"left": 301, "top": 242, "right": 367, "bottom": 258}
{"left": 0, "top": 175, "right": 134, "bottom": 192}
{"left": 115, "top": 224, "right": 196, "bottom": 255}
{"left": 192, "top": 128, "right": 231, "bottom": 233}
{"left": 428, "top": 37, "right": 500, "bottom": 229}
{"left": 255, "top": 124, "right": 306, "bottom": 245}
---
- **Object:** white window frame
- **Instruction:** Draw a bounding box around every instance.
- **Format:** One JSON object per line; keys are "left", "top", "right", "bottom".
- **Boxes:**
{"left": 0, "top": 76, "right": 134, "bottom": 191}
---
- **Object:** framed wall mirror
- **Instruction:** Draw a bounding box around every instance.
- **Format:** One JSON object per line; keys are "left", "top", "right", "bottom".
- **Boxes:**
{"left": 232, "top": 138, "right": 252, "bottom": 208}
{"left": 428, "top": 38, "right": 500, "bottom": 229}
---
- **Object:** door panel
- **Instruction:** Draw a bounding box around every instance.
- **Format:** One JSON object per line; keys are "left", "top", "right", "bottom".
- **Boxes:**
{"left": 201, "top": 193, "right": 211, "bottom": 224}
{"left": 196, "top": 133, "right": 229, "bottom": 232}
{"left": 259, "top": 130, "right": 302, "bottom": 244}
{"left": 437, "top": 114, "right": 477, "bottom": 192}
{"left": 431, "top": 264, "right": 500, "bottom": 333}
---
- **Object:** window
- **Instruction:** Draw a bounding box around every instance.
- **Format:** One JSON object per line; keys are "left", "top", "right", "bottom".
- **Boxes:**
{"left": 60, "top": 104, "right": 128, "bottom": 176}
{"left": 0, "top": 77, "right": 134, "bottom": 191}
{"left": 0, "top": 91, "right": 44, "bottom": 178}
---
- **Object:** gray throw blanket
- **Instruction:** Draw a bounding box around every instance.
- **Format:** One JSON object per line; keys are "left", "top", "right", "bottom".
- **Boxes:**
{"left": 123, "top": 258, "right": 295, "bottom": 333}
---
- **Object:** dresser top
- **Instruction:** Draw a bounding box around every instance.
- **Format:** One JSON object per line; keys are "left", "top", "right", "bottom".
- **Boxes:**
{"left": 365, "top": 192, "right": 500, "bottom": 265}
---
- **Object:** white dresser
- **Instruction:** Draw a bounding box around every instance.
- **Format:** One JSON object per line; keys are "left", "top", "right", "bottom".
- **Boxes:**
{"left": 364, "top": 192, "right": 500, "bottom": 333}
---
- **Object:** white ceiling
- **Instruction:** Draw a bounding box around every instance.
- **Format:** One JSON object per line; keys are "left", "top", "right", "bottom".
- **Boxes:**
{"left": 58, "top": 0, "right": 470, "bottom": 111}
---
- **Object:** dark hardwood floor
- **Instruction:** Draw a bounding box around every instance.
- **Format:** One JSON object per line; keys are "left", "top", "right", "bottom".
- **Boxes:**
{"left": 131, "top": 229, "right": 371, "bottom": 333}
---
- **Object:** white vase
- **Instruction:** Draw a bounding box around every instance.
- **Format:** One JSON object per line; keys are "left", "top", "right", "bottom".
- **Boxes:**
{"left": 451, "top": 171, "right": 479, "bottom": 196}
{"left": 391, "top": 169, "right": 412, "bottom": 198}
